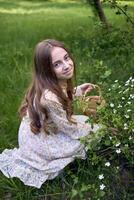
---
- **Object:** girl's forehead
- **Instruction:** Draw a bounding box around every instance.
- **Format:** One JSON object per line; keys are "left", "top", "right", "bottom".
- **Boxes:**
{"left": 51, "top": 47, "right": 68, "bottom": 62}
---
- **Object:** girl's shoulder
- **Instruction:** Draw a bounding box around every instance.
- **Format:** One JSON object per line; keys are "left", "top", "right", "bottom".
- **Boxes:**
{"left": 40, "top": 89, "right": 62, "bottom": 106}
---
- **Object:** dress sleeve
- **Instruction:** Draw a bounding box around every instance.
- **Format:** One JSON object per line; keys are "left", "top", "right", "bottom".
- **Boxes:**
{"left": 40, "top": 89, "right": 95, "bottom": 139}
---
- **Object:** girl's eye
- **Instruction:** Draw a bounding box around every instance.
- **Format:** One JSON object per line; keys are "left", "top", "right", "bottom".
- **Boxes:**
{"left": 65, "top": 55, "right": 70, "bottom": 60}
{"left": 54, "top": 63, "right": 60, "bottom": 68}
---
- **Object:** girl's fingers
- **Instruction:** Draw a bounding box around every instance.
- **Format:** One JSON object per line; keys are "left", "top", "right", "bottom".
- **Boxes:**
{"left": 84, "top": 85, "right": 95, "bottom": 94}
{"left": 81, "top": 83, "right": 95, "bottom": 89}
{"left": 84, "top": 88, "right": 92, "bottom": 94}
{"left": 80, "top": 83, "right": 96, "bottom": 95}
{"left": 86, "top": 83, "right": 95, "bottom": 89}
{"left": 87, "top": 83, "right": 95, "bottom": 89}
{"left": 86, "top": 96, "right": 101, "bottom": 101}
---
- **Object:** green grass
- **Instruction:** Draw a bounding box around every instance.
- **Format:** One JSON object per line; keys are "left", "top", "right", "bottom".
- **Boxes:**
{"left": 0, "top": 0, "right": 134, "bottom": 199}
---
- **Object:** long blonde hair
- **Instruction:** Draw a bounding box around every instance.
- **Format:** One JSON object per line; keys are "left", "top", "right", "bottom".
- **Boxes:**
{"left": 18, "top": 39, "right": 77, "bottom": 135}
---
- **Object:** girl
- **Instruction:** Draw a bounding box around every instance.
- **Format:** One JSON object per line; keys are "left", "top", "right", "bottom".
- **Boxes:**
{"left": 0, "top": 39, "right": 101, "bottom": 189}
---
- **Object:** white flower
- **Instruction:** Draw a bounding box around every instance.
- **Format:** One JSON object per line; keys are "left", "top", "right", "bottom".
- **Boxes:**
{"left": 127, "top": 109, "right": 131, "bottom": 112}
{"left": 126, "top": 80, "right": 129, "bottom": 83}
{"left": 115, "top": 80, "right": 118, "bottom": 83}
{"left": 125, "top": 144, "right": 128, "bottom": 147}
{"left": 109, "top": 136, "right": 112, "bottom": 140}
{"left": 110, "top": 103, "right": 114, "bottom": 108}
{"left": 85, "top": 146, "right": 88, "bottom": 151}
{"left": 122, "top": 97, "right": 125, "bottom": 100}
{"left": 115, "top": 142, "right": 121, "bottom": 147}
{"left": 125, "top": 115, "right": 129, "bottom": 119}
{"left": 105, "top": 162, "right": 110, "bottom": 167}
{"left": 119, "top": 91, "right": 122, "bottom": 94}
{"left": 129, "top": 136, "right": 132, "bottom": 140}
{"left": 116, "top": 149, "right": 121, "bottom": 154}
{"left": 116, "top": 166, "right": 119, "bottom": 169}
{"left": 125, "top": 83, "right": 129, "bottom": 86}
{"left": 125, "top": 88, "right": 129, "bottom": 92}
{"left": 127, "top": 101, "right": 131, "bottom": 105}
{"left": 124, "top": 126, "right": 128, "bottom": 130}
{"left": 124, "top": 123, "right": 128, "bottom": 130}
{"left": 118, "top": 104, "right": 122, "bottom": 108}
{"left": 113, "top": 109, "right": 117, "bottom": 114}
{"left": 108, "top": 88, "right": 111, "bottom": 91}
{"left": 98, "top": 174, "right": 104, "bottom": 180}
{"left": 125, "top": 79, "right": 130, "bottom": 84}
{"left": 130, "top": 94, "right": 134, "bottom": 98}
{"left": 100, "top": 184, "right": 105, "bottom": 190}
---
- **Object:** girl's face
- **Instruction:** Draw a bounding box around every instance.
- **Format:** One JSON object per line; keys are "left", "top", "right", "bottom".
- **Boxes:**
{"left": 51, "top": 47, "right": 74, "bottom": 81}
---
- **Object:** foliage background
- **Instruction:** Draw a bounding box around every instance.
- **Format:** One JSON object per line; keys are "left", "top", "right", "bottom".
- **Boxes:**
{"left": 0, "top": 0, "right": 134, "bottom": 199}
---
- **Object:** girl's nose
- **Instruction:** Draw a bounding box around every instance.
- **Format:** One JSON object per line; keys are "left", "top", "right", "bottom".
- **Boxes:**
{"left": 62, "top": 61, "right": 69, "bottom": 70}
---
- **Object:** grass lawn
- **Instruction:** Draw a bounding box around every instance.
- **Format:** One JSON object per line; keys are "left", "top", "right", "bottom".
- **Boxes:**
{"left": 0, "top": 0, "right": 134, "bottom": 199}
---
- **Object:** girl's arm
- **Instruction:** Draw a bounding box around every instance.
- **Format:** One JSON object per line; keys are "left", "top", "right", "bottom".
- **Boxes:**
{"left": 40, "top": 90, "right": 100, "bottom": 139}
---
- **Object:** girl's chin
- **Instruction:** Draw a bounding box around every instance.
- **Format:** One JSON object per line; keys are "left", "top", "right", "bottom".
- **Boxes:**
{"left": 65, "top": 73, "right": 73, "bottom": 79}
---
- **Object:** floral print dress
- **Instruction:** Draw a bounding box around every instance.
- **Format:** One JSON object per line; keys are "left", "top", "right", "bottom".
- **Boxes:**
{"left": 0, "top": 86, "right": 101, "bottom": 188}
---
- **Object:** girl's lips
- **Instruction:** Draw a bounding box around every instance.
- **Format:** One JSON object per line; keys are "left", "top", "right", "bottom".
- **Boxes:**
{"left": 63, "top": 68, "right": 72, "bottom": 75}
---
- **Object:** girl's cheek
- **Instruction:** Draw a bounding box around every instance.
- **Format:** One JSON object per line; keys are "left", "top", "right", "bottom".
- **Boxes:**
{"left": 70, "top": 60, "right": 74, "bottom": 66}
{"left": 56, "top": 68, "right": 62, "bottom": 75}
{"left": 54, "top": 68, "right": 59, "bottom": 73}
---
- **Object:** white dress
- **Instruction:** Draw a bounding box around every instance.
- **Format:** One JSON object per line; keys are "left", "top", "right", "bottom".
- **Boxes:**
{"left": 0, "top": 86, "right": 101, "bottom": 188}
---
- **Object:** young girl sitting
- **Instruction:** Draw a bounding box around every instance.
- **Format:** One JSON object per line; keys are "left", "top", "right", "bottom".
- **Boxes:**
{"left": 0, "top": 39, "right": 101, "bottom": 189}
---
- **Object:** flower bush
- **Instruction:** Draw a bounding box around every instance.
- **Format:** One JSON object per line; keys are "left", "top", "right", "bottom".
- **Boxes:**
{"left": 68, "top": 77, "right": 134, "bottom": 200}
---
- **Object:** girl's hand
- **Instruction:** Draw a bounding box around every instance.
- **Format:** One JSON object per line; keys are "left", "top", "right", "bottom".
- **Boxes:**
{"left": 79, "top": 83, "right": 95, "bottom": 96}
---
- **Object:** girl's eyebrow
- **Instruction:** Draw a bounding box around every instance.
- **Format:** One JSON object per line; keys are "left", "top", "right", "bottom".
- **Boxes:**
{"left": 53, "top": 53, "right": 68, "bottom": 64}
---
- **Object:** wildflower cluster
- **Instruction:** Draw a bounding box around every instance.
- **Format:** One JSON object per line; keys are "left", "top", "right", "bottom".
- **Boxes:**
{"left": 74, "top": 77, "right": 134, "bottom": 199}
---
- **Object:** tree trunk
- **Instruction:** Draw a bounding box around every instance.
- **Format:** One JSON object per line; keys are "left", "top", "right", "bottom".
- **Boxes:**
{"left": 94, "top": 0, "right": 109, "bottom": 27}
{"left": 87, "top": 0, "right": 109, "bottom": 28}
